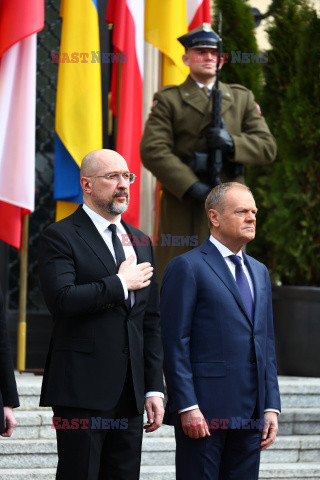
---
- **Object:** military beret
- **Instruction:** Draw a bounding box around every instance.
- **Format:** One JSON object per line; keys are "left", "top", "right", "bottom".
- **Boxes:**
{"left": 177, "top": 23, "right": 220, "bottom": 49}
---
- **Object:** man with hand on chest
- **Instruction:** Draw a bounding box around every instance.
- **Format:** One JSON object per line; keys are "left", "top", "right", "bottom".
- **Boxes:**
{"left": 38, "top": 149, "right": 164, "bottom": 480}
{"left": 161, "top": 182, "right": 280, "bottom": 480}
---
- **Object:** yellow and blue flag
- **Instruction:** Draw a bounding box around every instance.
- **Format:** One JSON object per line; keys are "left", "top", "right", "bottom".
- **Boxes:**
{"left": 54, "top": 0, "right": 102, "bottom": 220}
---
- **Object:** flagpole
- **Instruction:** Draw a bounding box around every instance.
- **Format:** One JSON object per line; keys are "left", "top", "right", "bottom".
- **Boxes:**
{"left": 17, "top": 214, "right": 29, "bottom": 371}
{"left": 140, "top": 42, "right": 159, "bottom": 236}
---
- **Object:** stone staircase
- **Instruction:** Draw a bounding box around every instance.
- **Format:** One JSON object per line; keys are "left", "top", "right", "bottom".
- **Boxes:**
{"left": 0, "top": 374, "right": 319, "bottom": 479}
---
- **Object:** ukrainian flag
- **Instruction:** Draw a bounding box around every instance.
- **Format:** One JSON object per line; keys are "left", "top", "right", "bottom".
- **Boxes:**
{"left": 54, "top": 0, "right": 102, "bottom": 220}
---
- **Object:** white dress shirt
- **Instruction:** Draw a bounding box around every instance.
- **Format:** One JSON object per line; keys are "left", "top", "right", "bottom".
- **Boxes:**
{"left": 179, "top": 236, "right": 279, "bottom": 415}
{"left": 196, "top": 81, "right": 215, "bottom": 95}
{"left": 82, "top": 204, "right": 164, "bottom": 400}
{"left": 83, "top": 203, "right": 135, "bottom": 304}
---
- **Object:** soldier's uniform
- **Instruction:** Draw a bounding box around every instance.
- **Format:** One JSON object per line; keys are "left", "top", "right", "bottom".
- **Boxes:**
{"left": 140, "top": 26, "right": 276, "bottom": 283}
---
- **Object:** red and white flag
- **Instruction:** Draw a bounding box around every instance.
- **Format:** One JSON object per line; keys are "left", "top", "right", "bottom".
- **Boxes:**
{"left": 0, "top": 0, "right": 44, "bottom": 249}
{"left": 187, "top": 0, "right": 211, "bottom": 30}
{"left": 106, "top": 0, "right": 144, "bottom": 228}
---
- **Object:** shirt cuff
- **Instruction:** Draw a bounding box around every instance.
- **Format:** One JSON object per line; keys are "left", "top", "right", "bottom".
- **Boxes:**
{"left": 264, "top": 408, "right": 280, "bottom": 415}
{"left": 178, "top": 404, "right": 199, "bottom": 414}
{"left": 117, "top": 274, "right": 128, "bottom": 300}
{"left": 145, "top": 392, "right": 164, "bottom": 399}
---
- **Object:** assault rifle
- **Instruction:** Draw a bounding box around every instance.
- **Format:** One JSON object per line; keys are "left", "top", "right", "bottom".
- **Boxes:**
{"left": 184, "top": 15, "right": 224, "bottom": 186}
{"left": 209, "top": 12, "right": 223, "bottom": 186}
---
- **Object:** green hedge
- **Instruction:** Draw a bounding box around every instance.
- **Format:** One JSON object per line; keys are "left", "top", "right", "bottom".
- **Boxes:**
{"left": 213, "top": 0, "right": 262, "bottom": 99}
{"left": 247, "top": 0, "right": 320, "bottom": 286}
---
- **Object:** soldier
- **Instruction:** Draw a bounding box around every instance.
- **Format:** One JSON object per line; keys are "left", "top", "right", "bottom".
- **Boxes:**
{"left": 140, "top": 23, "right": 276, "bottom": 283}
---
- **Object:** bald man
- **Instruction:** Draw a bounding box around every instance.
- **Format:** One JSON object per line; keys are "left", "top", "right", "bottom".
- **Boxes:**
{"left": 38, "top": 150, "right": 164, "bottom": 480}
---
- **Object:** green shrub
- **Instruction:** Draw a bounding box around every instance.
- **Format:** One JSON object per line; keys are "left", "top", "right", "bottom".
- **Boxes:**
{"left": 213, "top": 0, "right": 262, "bottom": 99}
{"left": 247, "top": 0, "right": 320, "bottom": 286}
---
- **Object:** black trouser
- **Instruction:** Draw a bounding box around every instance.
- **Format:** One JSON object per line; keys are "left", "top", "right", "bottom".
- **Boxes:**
{"left": 53, "top": 364, "right": 143, "bottom": 480}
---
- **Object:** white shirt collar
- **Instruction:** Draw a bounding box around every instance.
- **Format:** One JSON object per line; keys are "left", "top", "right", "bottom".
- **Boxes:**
{"left": 82, "top": 203, "right": 124, "bottom": 234}
{"left": 196, "top": 81, "right": 215, "bottom": 91}
{"left": 209, "top": 235, "right": 243, "bottom": 261}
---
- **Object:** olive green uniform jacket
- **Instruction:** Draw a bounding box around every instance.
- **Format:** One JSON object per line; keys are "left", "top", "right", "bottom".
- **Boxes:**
{"left": 140, "top": 75, "right": 276, "bottom": 283}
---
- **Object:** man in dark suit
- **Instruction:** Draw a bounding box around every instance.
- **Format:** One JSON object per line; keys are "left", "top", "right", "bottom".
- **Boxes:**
{"left": 161, "top": 182, "right": 280, "bottom": 480}
{"left": 0, "top": 286, "right": 19, "bottom": 437}
{"left": 38, "top": 149, "right": 164, "bottom": 480}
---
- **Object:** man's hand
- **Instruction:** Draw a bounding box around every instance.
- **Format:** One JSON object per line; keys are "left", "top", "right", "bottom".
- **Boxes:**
{"left": 185, "top": 182, "right": 212, "bottom": 202}
{"left": 207, "top": 119, "right": 234, "bottom": 155}
{"left": 144, "top": 397, "right": 164, "bottom": 433}
{"left": 180, "top": 408, "right": 210, "bottom": 439}
{"left": 119, "top": 255, "right": 153, "bottom": 291}
{"left": 1, "top": 407, "right": 17, "bottom": 438}
{"left": 260, "top": 412, "right": 278, "bottom": 450}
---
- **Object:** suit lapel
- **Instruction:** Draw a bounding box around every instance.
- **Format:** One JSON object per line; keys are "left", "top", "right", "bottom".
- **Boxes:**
{"left": 73, "top": 206, "right": 118, "bottom": 275}
{"left": 72, "top": 208, "right": 151, "bottom": 312}
{"left": 200, "top": 239, "right": 252, "bottom": 325}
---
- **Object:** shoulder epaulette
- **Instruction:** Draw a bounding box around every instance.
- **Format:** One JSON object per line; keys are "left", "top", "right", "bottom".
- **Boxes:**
{"left": 228, "top": 84, "right": 251, "bottom": 93}
{"left": 159, "top": 84, "right": 178, "bottom": 93}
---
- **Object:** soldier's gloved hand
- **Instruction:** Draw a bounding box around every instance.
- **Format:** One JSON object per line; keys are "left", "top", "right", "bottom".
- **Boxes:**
{"left": 207, "top": 119, "right": 234, "bottom": 155}
{"left": 185, "top": 182, "right": 212, "bottom": 202}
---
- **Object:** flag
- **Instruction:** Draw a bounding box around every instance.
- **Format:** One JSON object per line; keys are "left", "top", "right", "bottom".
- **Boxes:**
{"left": 144, "top": 0, "right": 211, "bottom": 234}
{"left": 145, "top": 0, "right": 188, "bottom": 86}
{"left": 54, "top": 0, "right": 103, "bottom": 221}
{"left": 145, "top": 0, "right": 211, "bottom": 86}
{"left": 0, "top": 0, "right": 44, "bottom": 249}
{"left": 187, "top": 0, "right": 211, "bottom": 31}
{"left": 106, "top": 0, "right": 144, "bottom": 228}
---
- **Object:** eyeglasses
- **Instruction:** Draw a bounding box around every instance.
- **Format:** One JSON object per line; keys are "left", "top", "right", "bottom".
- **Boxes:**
{"left": 87, "top": 172, "right": 136, "bottom": 184}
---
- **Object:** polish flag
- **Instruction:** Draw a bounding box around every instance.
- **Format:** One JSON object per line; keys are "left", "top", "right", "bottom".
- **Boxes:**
{"left": 0, "top": 0, "right": 44, "bottom": 249}
{"left": 187, "top": 0, "right": 211, "bottom": 30}
{"left": 106, "top": 0, "right": 144, "bottom": 228}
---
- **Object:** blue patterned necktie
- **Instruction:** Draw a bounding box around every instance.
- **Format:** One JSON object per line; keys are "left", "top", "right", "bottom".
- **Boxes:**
{"left": 229, "top": 255, "right": 254, "bottom": 319}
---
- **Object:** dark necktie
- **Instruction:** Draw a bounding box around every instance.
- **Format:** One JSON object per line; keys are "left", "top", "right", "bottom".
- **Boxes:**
{"left": 108, "top": 224, "right": 131, "bottom": 309}
{"left": 229, "top": 255, "right": 254, "bottom": 319}
{"left": 108, "top": 224, "right": 126, "bottom": 268}
{"left": 202, "top": 86, "right": 210, "bottom": 98}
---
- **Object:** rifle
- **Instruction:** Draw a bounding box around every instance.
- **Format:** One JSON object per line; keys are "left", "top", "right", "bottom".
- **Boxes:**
{"left": 184, "top": 15, "right": 224, "bottom": 186}
{"left": 209, "top": 12, "right": 223, "bottom": 186}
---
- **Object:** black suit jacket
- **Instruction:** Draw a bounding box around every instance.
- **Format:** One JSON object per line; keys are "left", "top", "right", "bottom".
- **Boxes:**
{"left": 0, "top": 287, "right": 19, "bottom": 433}
{"left": 38, "top": 206, "right": 164, "bottom": 413}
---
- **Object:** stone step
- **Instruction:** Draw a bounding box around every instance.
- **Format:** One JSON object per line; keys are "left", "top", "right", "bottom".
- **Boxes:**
{"left": 279, "top": 377, "right": 320, "bottom": 408}
{"left": 15, "top": 374, "right": 320, "bottom": 409}
{"left": 0, "top": 464, "right": 320, "bottom": 480}
{"left": 140, "top": 464, "right": 320, "bottom": 479}
{"left": 0, "top": 469, "right": 56, "bottom": 480}
{"left": 141, "top": 436, "right": 320, "bottom": 465}
{"left": 259, "top": 463, "right": 320, "bottom": 479}
{"left": 0, "top": 436, "right": 319, "bottom": 468}
{"left": 278, "top": 408, "right": 320, "bottom": 436}
{"left": 10, "top": 407, "right": 320, "bottom": 440}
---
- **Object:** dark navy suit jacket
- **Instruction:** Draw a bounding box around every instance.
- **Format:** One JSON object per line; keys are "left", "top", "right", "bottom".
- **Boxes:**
{"left": 160, "top": 238, "right": 281, "bottom": 427}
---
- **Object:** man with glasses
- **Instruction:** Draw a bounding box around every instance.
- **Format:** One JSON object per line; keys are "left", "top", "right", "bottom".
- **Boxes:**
{"left": 38, "top": 149, "right": 164, "bottom": 480}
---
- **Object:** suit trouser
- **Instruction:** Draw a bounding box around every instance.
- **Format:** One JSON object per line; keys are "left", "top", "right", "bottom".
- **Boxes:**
{"left": 175, "top": 418, "right": 261, "bottom": 480}
{"left": 52, "top": 363, "right": 143, "bottom": 480}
